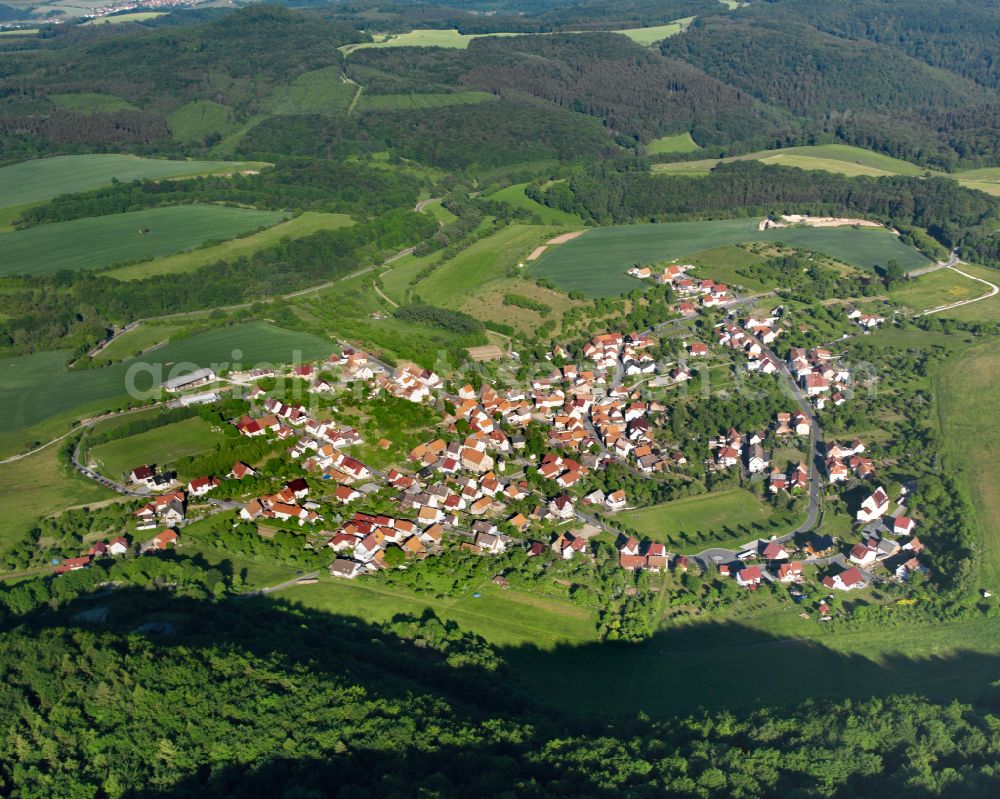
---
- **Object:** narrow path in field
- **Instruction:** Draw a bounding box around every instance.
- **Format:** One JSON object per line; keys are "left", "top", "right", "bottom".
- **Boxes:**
{"left": 917, "top": 264, "right": 999, "bottom": 316}
{"left": 372, "top": 281, "right": 398, "bottom": 308}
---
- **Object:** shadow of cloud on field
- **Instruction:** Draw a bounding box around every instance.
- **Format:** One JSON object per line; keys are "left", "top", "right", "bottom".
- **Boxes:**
{"left": 9, "top": 590, "right": 1000, "bottom": 798}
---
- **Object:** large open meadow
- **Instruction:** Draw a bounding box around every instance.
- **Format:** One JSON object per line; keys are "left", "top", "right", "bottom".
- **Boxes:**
{"left": 89, "top": 416, "right": 218, "bottom": 481}
{"left": 0, "top": 445, "right": 114, "bottom": 559}
{"left": 0, "top": 322, "right": 333, "bottom": 454}
{"left": 104, "top": 212, "right": 355, "bottom": 281}
{"left": 531, "top": 218, "right": 929, "bottom": 296}
{"left": 0, "top": 154, "right": 266, "bottom": 208}
{"left": 616, "top": 488, "right": 792, "bottom": 552}
{"left": 0, "top": 205, "right": 288, "bottom": 276}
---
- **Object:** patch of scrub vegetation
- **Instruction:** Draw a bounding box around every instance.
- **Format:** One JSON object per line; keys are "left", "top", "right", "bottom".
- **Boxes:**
{"left": 484, "top": 183, "right": 584, "bottom": 225}
{"left": 262, "top": 67, "right": 358, "bottom": 116}
{"left": 167, "top": 100, "right": 237, "bottom": 143}
{"left": 0, "top": 205, "right": 288, "bottom": 276}
{"left": 357, "top": 91, "right": 497, "bottom": 112}
{"left": 48, "top": 93, "right": 140, "bottom": 113}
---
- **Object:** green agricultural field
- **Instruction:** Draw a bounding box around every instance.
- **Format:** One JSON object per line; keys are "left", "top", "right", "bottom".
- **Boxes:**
{"left": 617, "top": 488, "right": 788, "bottom": 551}
{"left": 532, "top": 218, "right": 929, "bottom": 296}
{"left": 0, "top": 155, "right": 267, "bottom": 209}
{"left": 485, "top": 183, "right": 585, "bottom": 225}
{"left": 284, "top": 575, "right": 597, "bottom": 648}
{"left": 167, "top": 101, "right": 237, "bottom": 142}
{"left": 0, "top": 322, "right": 333, "bottom": 451}
{"left": 104, "top": 212, "right": 355, "bottom": 281}
{"left": 94, "top": 323, "right": 189, "bottom": 362}
{"left": 357, "top": 91, "right": 497, "bottom": 112}
{"left": 49, "top": 92, "right": 140, "bottom": 113}
{"left": 88, "top": 416, "right": 218, "bottom": 481}
{"left": 341, "top": 28, "right": 521, "bottom": 53}
{"left": 411, "top": 224, "right": 563, "bottom": 307}
{"left": 652, "top": 144, "right": 928, "bottom": 178}
{"left": 950, "top": 167, "right": 1000, "bottom": 197}
{"left": 0, "top": 445, "right": 114, "bottom": 558}
{"left": 646, "top": 132, "right": 700, "bottom": 155}
{"left": 888, "top": 268, "right": 985, "bottom": 312}
{"left": 616, "top": 17, "right": 693, "bottom": 46}
{"left": 0, "top": 205, "right": 287, "bottom": 276}
{"left": 935, "top": 263, "right": 1000, "bottom": 323}
{"left": 82, "top": 11, "right": 164, "bottom": 24}
{"left": 262, "top": 67, "right": 357, "bottom": 116}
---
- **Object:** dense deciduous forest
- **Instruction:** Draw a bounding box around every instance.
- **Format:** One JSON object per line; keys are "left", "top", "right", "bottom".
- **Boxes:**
{"left": 2, "top": 587, "right": 1000, "bottom": 798}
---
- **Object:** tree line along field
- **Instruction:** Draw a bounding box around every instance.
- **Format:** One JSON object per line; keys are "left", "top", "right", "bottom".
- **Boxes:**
{"left": 0, "top": 154, "right": 268, "bottom": 209}
{"left": 0, "top": 205, "right": 288, "bottom": 276}
{"left": 482, "top": 183, "right": 585, "bottom": 225}
{"left": 0, "top": 322, "right": 333, "bottom": 454}
{"left": 88, "top": 416, "right": 217, "bottom": 482}
{"left": 615, "top": 488, "right": 793, "bottom": 552}
{"left": 103, "top": 212, "right": 355, "bottom": 281}
{"left": 652, "top": 143, "right": 1000, "bottom": 196}
{"left": 532, "top": 218, "right": 930, "bottom": 297}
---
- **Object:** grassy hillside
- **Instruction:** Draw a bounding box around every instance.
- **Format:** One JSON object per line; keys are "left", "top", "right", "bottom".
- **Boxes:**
{"left": 617, "top": 17, "right": 694, "bottom": 46}
{"left": 261, "top": 66, "right": 357, "bottom": 116}
{"left": 653, "top": 144, "right": 928, "bottom": 177}
{"left": 0, "top": 206, "right": 288, "bottom": 276}
{"left": 341, "top": 28, "right": 521, "bottom": 53}
{"left": 104, "top": 212, "right": 355, "bottom": 281}
{"left": 89, "top": 416, "right": 217, "bottom": 481}
{"left": 166, "top": 101, "right": 237, "bottom": 143}
{"left": 646, "top": 131, "right": 700, "bottom": 155}
{"left": 0, "top": 155, "right": 267, "bottom": 208}
{"left": 484, "top": 183, "right": 585, "bottom": 225}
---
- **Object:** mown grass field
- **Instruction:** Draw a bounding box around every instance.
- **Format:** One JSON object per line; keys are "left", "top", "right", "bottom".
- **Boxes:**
{"left": 617, "top": 488, "right": 786, "bottom": 551}
{"left": 104, "top": 212, "right": 355, "bottom": 280}
{"left": 935, "top": 263, "right": 1000, "bottom": 322}
{"left": 342, "top": 28, "right": 522, "bottom": 53}
{"left": 357, "top": 91, "right": 496, "bottom": 112}
{"left": 652, "top": 143, "right": 928, "bottom": 178}
{"left": 412, "top": 224, "right": 564, "bottom": 307}
{"left": 532, "top": 218, "right": 929, "bottom": 296}
{"left": 49, "top": 92, "right": 140, "bottom": 113}
{"left": 262, "top": 67, "right": 357, "bottom": 116}
{"left": 0, "top": 205, "right": 287, "bottom": 276}
{"left": 646, "top": 132, "right": 700, "bottom": 155}
{"left": 0, "top": 323, "right": 333, "bottom": 451}
{"left": 888, "top": 268, "right": 985, "bottom": 312}
{"left": 0, "top": 154, "right": 267, "bottom": 208}
{"left": 95, "top": 323, "right": 188, "bottom": 361}
{"left": 283, "top": 575, "right": 597, "bottom": 649}
{"left": 616, "top": 17, "right": 693, "bottom": 46}
{"left": 485, "top": 183, "right": 585, "bottom": 225}
{"left": 82, "top": 11, "right": 164, "bottom": 24}
{"left": 0, "top": 445, "right": 113, "bottom": 558}
{"left": 89, "top": 416, "right": 217, "bottom": 481}
{"left": 685, "top": 244, "right": 769, "bottom": 290}
{"left": 937, "top": 339, "right": 1000, "bottom": 590}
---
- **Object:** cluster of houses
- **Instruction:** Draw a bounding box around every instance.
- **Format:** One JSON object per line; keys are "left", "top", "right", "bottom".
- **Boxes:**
{"left": 240, "top": 479, "right": 323, "bottom": 527}
{"left": 715, "top": 316, "right": 784, "bottom": 375}
{"left": 626, "top": 262, "right": 694, "bottom": 285}
{"left": 824, "top": 439, "right": 875, "bottom": 483}
{"left": 846, "top": 306, "right": 886, "bottom": 330}
{"left": 54, "top": 529, "right": 179, "bottom": 575}
{"left": 789, "top": 347, "right": 852, "bottom": 409}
